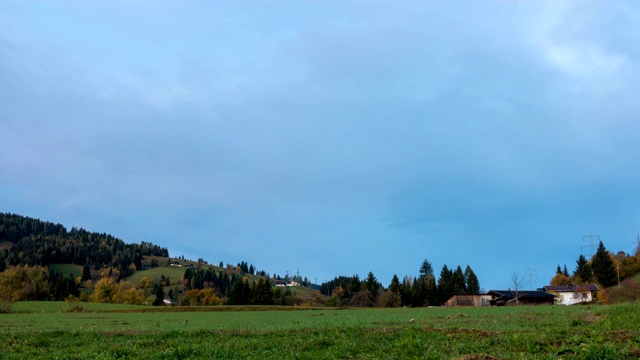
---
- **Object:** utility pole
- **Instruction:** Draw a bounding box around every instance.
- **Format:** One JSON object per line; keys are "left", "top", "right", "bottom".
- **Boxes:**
{"left": 582, "top": 230, "right": 599, "bottom": 258}
{"left": 525, "top": 267, "right": 537, "bottom": 289}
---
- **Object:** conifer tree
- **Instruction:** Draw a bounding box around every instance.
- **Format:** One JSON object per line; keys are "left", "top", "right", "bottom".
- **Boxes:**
{"left": 591, "top": 241, "right": 617, "bottom": 288}
{"left": 389, "top": 275, "right": 401, "bottom": 294}
{"left": 574, "top": 254, "right": 592, "bottom": 283}
{"left": 464, "top": 265, "right": 480, "bottom": 294}
{"left": 419, "top": 259, "right": 434, "bottom": 278}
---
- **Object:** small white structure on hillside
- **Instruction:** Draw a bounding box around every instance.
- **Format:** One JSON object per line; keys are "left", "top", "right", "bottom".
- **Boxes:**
{"left": 543, "top": 284, "right": 599, "bottom": 305}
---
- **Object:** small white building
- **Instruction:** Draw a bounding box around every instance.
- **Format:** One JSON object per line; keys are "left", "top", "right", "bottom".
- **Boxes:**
{"left": 543, "top": 284, "right": 599, "bottom": 305}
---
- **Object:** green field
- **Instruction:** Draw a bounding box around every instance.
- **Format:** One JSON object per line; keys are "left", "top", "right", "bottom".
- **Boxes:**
{"left": 1, "top": 302, "right": 639, "bottom": 359}
{"left": 48, "top": 263, "right": 82, "bottom": 279}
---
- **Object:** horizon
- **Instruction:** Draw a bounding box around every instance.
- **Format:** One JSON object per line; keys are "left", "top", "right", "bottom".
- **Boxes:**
{"left": 2, "top": 1, "right": 640, "bottom": 290}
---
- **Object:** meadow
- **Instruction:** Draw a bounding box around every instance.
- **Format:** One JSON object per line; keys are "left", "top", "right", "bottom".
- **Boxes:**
{"left": 1, "top": 302, "right": 639, "bottom": 359}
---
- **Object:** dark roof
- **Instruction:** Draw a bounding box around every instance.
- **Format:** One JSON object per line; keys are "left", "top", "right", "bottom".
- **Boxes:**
{"left": 543, "top": 284, "right": 599, "bottom": 292}
{"left": 488, "top": 290, "right": 555, "bottom": 299}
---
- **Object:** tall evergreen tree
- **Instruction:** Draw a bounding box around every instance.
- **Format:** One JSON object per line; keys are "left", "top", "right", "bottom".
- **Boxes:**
{"left": 389, "top": 275, "right": 401, "bottom": 294}
{"left": 153, "top": 284, "right": 164, "bottom": 306}
{"left": 410, "top": 278, "right": 426, "bottom": 307}
{"left": 81, "top": 263, "right": 92, "bottom": 282}
{"left": 419, "top": 259, "right": 434, "bottom": 278}
{"left": 574, "top": 254, "right": 592, "bottom": 283}
{"left": 464, "top": 265, "right": 480, "bottom": 294}
{"left": 365, "top": 272, "right": 380, "bottom": 304}
{"left": 452, "top": 266, "right": 466, "bottom": 294}
{"left": 349, "top": 275, "right": 361, "bottom": 297}
{"left": 591, "top": 241, "right": 618, "bottom": 288}
{"left": 437, "top": 265, "right": 453, "bottom": 304}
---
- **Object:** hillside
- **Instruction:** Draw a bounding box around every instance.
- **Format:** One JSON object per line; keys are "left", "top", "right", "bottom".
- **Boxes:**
{"left": 0, "top": 213, "right": 168, "bottom": 276}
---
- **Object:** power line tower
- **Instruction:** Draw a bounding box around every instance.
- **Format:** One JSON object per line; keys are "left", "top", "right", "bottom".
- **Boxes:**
{"left": 525, "top": 267, "right": 537, "bottom": 289}
{"left": 582, "top": 230, "right": 599, "bottom": 258}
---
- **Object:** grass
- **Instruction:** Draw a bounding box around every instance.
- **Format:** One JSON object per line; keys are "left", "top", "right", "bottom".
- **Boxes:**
{"left": 124, "top": 265, "right": 186, "bottom": 286}
{"left": 1, "top": 302, "right": 639, "bottom": 359}
{"left": 48, "top": 263, "right": 82, "bottom": 279}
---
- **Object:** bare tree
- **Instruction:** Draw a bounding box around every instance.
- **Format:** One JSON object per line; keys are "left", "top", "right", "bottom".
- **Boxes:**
{"left": 510, "top": 270, "right": 525, "bottom": 305}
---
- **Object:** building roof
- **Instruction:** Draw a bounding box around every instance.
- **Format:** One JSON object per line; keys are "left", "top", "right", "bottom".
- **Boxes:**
{"left": 488, "top": 290, "right": 555, "bottom": 299}
{"left": 543, "top": 284, "right": 599, "bottom": 292}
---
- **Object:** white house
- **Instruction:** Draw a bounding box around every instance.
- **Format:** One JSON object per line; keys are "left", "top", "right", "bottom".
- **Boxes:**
{"left": 543, "top": 284, "right": 599, "bottom": 305}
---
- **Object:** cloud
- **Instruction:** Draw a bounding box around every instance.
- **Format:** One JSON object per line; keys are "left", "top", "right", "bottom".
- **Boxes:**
{"left": 530, "top": 2, "right": 634, "bottom": 95}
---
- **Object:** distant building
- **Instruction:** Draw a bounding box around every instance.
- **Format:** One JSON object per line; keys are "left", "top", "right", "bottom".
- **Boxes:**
{"left": 487, "top": 290, "right": 555, "bottom": 306}
{"left": 445, "top": 294, "right": 492, "bottom": 307}
{"left": 542, "top": 284, "right": 599, "bottom": 305}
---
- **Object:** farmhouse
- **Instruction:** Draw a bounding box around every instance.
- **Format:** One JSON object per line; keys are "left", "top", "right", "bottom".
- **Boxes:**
{"left": 542, "top": 284, "right": 599, "bottom": 305}
{"left": 445, "top": 294, "right": 492, "bottom": 307}
{"left": 487, "top": 290, "right": 555, "bottom": 306}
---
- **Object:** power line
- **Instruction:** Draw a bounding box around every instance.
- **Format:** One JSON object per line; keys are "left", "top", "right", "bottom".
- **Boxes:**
{"left": 582, "top": 230, "right": 599, "bottom": 258}
{"left": 524, "top": 267, "right": 537, "bottom": 289}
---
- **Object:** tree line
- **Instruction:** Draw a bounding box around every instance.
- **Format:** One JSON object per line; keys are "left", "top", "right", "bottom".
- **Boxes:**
{"left": 320, "top": 260, "right": 481, "bottom": 307}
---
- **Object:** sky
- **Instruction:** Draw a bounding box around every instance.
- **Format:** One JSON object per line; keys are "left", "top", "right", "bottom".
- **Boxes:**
{"left": 2, "top": 1, "right": 640, "bottom": 291}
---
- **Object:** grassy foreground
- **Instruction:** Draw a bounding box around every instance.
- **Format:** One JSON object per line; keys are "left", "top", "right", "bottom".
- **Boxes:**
{"left": 1, "top": 302, "right": 639, "bottom": 359}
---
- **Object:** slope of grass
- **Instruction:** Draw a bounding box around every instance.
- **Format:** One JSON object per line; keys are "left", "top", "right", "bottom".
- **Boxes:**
{"left": 124, "top": 266, "right": 186, "bottom": 286}
{"left": 48, "top": 263, "right": 82, "bottom": 279}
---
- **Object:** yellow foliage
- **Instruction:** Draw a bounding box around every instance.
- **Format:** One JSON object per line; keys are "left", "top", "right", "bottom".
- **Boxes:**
{"left": 550, "top": 273, "right": 570, "bottom": 286}
{"left": 181, "top": 289, "right": 220, "bottom": 306}
{"left": 596, "top": 289, "right": 609, "bottom": 304}
{"left": 182, "top": 289, "right": 203, "bottom": 306}
{"left": 201, "top": 289, "right": 220, "bottom": 305}
{"left": 90, "top": 277, "right": 118, "bottom": 303}
{"left": 0, "top": 265, "right": 50, "bottom": 301}
{"left": 114, "top": 281, "right": 145, "bottom": 305}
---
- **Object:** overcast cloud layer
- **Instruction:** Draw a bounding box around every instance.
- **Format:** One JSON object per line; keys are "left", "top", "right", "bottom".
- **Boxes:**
{"left": 2, "top": 1, "right": 640, "bottom": 289}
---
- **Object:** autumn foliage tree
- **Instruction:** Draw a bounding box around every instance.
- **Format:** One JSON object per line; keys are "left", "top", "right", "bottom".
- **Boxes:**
{"left": 0, "top": 265, "right": 51, "bottom": 301}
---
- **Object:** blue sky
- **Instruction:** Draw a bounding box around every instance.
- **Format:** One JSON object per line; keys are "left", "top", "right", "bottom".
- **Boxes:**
{"left": 2, "top": 1, "right": 640, "bottom": 290}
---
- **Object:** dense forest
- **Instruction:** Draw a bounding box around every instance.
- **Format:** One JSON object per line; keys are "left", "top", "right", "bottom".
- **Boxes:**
{"left": 0, "top": 213, "right": 168, "bottom": 277}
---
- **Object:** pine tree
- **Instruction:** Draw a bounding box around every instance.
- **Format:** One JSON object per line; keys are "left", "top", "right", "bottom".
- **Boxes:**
{"left": 389, "top": 274, "right": 401, "bottom": 294}
{"left": 591, "top": 241, "right": 618, "bottom": 288}
{"left": 81, "top": 263, "right": 91, "bottom": 282}
{"left": 464, "top": 265, "right": 480, "bottom": 294}
{"left": 574, "top": 254, "right": 592, "bottom": 283}
{"left": 452, "top": 266, "right": 467, "bottom": 294}
{"left": 153, "top": 284, "right": 164, "bottom": 306}
{"left": 365, "top": 272, "right": 380, "bottom": 304}
{"left": 419, "top": 259, "right": 434, "bottom": 278}
{"left": 437, "top": 265, "right": 453, "bottom": 304}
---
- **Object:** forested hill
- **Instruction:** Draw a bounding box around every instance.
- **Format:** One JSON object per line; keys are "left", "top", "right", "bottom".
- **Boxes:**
{"left": 0, "top": 213, "right": 168, "bottom": 277}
